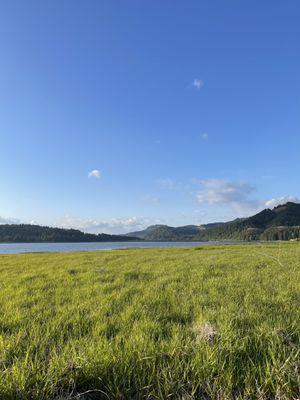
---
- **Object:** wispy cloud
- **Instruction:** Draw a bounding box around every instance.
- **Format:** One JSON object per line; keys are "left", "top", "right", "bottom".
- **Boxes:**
{"left": 197, "top": 179, "right": 254, "bottom": 205}
{"left": 201, "top": 133, "right": 209, "bottom": 140}
{"left": 265, "top": 196, "right": 300, "bottom": 209}
{"left": 0, "top": 216, "right": 21, "bottom": 224}
{"left": 196, "top": 179, "right": 260, "bottom": 216}
{"left": 88, "top": 169, "right": 101, "bottom": 179}
{"left": 196, "top": 179, "right": 300, "bottom": 218}
{"left": 142, "top": 195, "right": 160, "bottom": 204}
{"left": 157, "top": 178, "right": 177, "bottom": 190}
{"left": 57, "top": 215, "right": 153, "bottom": 234}
{"left": 192, "top": 78, "right": 204, "bottom": 89}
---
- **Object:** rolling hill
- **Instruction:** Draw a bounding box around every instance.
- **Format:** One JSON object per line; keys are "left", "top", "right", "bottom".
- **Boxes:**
{"left": 126, "top": 224, "right": 203, "bottom": 241}
{"left": 126, "top": 202, "right": 300, "bottom": 241}
{"left": 125, "top": 223, "right": 225, "bottom": 241}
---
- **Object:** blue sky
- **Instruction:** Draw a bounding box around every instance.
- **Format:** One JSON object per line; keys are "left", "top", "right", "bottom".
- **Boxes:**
{"left": 0, "top": 1, "right": 299, "bottom": 233}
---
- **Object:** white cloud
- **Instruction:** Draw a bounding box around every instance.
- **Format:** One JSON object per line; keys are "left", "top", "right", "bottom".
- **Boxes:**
{"left": 197, "top": 179, "right": 254, "bottom": 206}
{"left": 196, "top": 179, "right": 300, "bottom": 218}
{"left": 265, "top": 196, "right": 300, "bottom": 209}
{"left": 196, "top": 179, "right": 262, "bottom": 217}
{"left": 88, "top": 169, "right": 101, "bottom": 179}
{"left": 57, "top": 215, "right": 152, "bottom": 235}
{"left": 201, "top": 133, "right": 209, "bottom": 140}
{"left": 192, "top": 78, "right": 204, "bottom": 89}
{"left": 0, "top": 216, "right": 21, "bottom": 224}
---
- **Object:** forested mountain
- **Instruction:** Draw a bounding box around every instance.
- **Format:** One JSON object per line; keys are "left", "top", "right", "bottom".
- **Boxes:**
{"left": 0, "top": 224, "right": 139, "bottom": 243}
{"left": 126, "top": 202, "right": 300, "bottom": 241}
{"left": 2, "top": 202, "right": 300, "bottom": 243}
{"left": 125, "top": 223, "right": 225, "bottom": 241}
{"left": 125, "top": 224, "right": 201, "bottom": 241}
{"left": 196, "top": 202, "right": 300, "bottom": 241}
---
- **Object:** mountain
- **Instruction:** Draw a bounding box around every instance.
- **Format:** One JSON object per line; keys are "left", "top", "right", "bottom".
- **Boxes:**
{"left": 125, "top": 224, "right": 199, "bottom": 241}
{"left": 3, "top": 202, "right": 300, "bottom": 243}
{"left": 197, "top": 202, "right": 300, "bottom": 241}
{"left": 125, "top": 223, "right": 224, "bottom": 241}
{"left": 0, "top": 224, "right": 140, "bottom": 243}
{"left": 126, "top": 202, "right": 300, "bottom": 241}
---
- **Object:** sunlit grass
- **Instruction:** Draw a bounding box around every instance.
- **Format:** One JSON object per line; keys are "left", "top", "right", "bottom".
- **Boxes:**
{"left": 0, "top": 243, "right": 299, "bottom": 399}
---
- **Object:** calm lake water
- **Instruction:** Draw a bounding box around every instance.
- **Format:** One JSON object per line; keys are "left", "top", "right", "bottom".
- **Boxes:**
{"left": 0, "top": 241, "right": 234, "bottom": 254}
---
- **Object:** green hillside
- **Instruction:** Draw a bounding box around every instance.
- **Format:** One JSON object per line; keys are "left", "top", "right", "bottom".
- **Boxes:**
{"left": 127, "top": 202, "right": 300, "bottom": 241}
{"left": 197, "top": 202, "right": 300, "bottom": 241}
{"left": 126, "top": 224, "right": 206, "bottom": 241}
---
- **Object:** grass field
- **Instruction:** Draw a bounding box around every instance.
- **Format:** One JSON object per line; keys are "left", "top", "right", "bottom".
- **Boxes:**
{"left": 0, "top": 243, "right": 299, "bottom": 399}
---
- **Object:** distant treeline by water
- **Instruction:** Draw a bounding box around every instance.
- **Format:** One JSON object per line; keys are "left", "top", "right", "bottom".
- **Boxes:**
{"left": 0, "top": 224, "right": 139, "bottom": 243}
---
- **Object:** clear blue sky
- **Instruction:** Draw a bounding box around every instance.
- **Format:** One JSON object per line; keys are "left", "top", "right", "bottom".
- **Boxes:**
{"left": 0, "top": 1, "right": 299, "bottom": 233}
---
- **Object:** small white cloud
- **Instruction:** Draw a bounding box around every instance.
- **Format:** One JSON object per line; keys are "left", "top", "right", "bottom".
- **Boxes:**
{"left": 265, "top": 196, "right": 300, "bottom": 209}
{"left": 88, "top": 169, "right": 101, "bottom": 179}
{"left": 201, "top": 133, "right": 209, "bottom": 140}
{"left": 192, "top": 79, "right": 204, "bottom": 89}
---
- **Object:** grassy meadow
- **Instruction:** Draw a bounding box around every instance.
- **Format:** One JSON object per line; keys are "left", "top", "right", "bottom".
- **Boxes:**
{"left": 0, "top": 243, "right": 299, "bottom": 399}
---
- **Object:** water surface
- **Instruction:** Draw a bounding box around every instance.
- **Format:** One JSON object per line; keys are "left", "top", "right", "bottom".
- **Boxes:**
{"left": 0, "top": 241, "right": 236, "bottom": 254}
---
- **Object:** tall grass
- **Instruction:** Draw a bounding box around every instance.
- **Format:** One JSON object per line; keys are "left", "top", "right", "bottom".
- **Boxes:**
{"left": 0, "top": 243, "right": 299, "bottom": 399}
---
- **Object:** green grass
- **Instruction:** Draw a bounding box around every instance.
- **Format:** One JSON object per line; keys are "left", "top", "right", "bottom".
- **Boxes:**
{"left": 0, "top": 243, "right": 299, "bottom": 399}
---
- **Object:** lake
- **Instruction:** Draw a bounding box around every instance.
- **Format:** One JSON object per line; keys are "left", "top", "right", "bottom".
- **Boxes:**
{"left": 0, "top": 241, "right": 235, "bottom": 254}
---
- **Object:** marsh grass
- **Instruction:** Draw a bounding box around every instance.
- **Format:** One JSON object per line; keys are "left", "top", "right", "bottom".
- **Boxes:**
{"left": 0, "top": 243, "right": 299, "bottom": 399}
